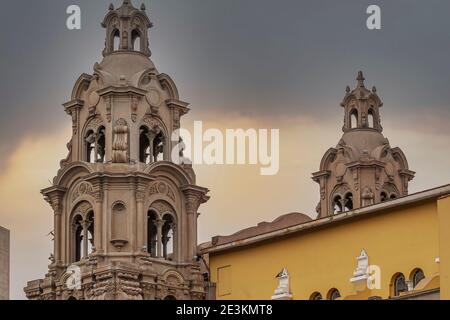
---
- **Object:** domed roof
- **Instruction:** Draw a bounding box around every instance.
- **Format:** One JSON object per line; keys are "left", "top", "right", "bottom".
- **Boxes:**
{"left": 95, "top": 52, "right": 156, "bottom": 87}
{"left": 211, "top": 212, "right": 312, "bottom": 246}
{"left": 339, "top": 130, "right": 390, "bottom": 161}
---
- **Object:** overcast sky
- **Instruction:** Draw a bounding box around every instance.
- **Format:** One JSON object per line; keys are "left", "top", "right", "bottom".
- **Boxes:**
{"left": 1, "top": 0, "right": 450, "bottom": 299}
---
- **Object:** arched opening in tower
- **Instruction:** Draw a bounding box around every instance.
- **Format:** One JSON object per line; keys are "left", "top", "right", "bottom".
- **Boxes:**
{"left": 112, "top": 29, "right": 120, "bottom": 51}
{"left": 368, "top": 109, "right": 375, "bottom": 128}
{"left": 85, "top": 127, "right": 106, "bottom": 163}
{"left": 132, "top": 29, "right": 141, "bottom": 52}
{"left": 332, "top": 195, "right": 343, "bottom": 215}
{"left": 73, "top": 215, "right": 83, "bottom": 262}
{"left": 162, "top": 214, "right": 175, "bottom": 260}
{"left": 147, "top": 211, "right": 158, "bottom": 258}
{"left": 153, "top": 131, "right": 165, "bottom": 162}
{"left": 343, "top": 193, "right": 353, "bottom": 211}
{"left": 139, "top": 126, "right": 151, "bottom": 164}
{"left": 350, "top": 109, "right": 358, "bottom": 129}
{"left": 86, "top": 211, "right": 95, "bottom": 256}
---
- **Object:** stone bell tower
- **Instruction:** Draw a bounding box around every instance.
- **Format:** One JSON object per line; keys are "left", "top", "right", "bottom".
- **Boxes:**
{"left": 312, "top": 72, "right": 415, "bottom": 218}
{"left": 24, "top": 0, "right": 210, "bottom": 300}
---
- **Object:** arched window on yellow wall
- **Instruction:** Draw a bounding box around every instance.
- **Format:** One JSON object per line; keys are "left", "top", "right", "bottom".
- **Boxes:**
{"left": 310, "top": 292, "right": 323, "bottom": 300}
{"left": 391, "top": 273, "right": 408, "bottom": 297}
{"left": 327, "top": 288, "right": 341, "bottom": 300}
{"left": 410, "top": 268, "right": 425, "bottom": 289}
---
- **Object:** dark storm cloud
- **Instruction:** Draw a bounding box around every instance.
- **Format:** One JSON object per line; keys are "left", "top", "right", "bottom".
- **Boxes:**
{"left": 1, "top": 0, "right": 450, "bottom": 168}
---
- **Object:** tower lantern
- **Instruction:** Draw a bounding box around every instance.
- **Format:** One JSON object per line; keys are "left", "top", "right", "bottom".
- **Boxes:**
{"left": 312, "top": 72, "right": 415, "bottom": 218}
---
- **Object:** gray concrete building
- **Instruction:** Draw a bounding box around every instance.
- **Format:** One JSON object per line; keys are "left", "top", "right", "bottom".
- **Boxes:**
{"left": 0, "top": 226, "right": 10, "bottom": 300}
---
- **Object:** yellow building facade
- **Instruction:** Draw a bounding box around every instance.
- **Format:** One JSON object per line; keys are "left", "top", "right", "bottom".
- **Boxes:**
{"left": 204, "top": 187, "right": 450, "bottom": 300}
{"left": 202, "top": 73, "right": 450, "bottom": 300}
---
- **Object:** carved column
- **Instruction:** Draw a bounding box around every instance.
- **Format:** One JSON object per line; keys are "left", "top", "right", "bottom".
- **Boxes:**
{"left": 171, "top": 223, "right": 178, "bottom": 262}
{"left": 42, "top": 187, "right": 67, "bottom": 265}
{"left": 51, "top": 201, "right": 62, "bottom": 264}
{"left": 93, "top": 191, "right": 103, "bottom": 252}
{"left": 156, "top": 219, "right": 163, "bottom": 258}
{"left": 162, "top": 231, "right": 168, "bottom": 259}
{"left": 182, "top": 186, "right": 209, "bottom": 260}
{"left": 93, "top": 133, "right": 98, "bottom": 162}
{"left": 146, "top": 131, "right": 157, "bottom": 164}
{"left": 136, "top": 190, "right": 146, "bottom": 251}
{"left": 129, "top": 183, "right": 137, "bottom": 251}
{"left": 81, "top": 220, "right": 89, "bottom": 258}
{"left": 160, "top": 136, "right": 168, "bottom": 161}
{"left": 63, "top": 100, "right": 84, "bottom": 161}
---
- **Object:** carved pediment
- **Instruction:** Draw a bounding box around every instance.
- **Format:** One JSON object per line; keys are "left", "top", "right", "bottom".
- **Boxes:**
{"left": 71, "top": 181, "right": 95, "bottom": 202}
{"left": 148, "top": 181, "right": 176, "bottom": 201}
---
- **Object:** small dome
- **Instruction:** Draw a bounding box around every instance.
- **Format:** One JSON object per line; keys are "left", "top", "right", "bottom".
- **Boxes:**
{"left": 339, "top": 130, "right": 389, "bottom": 160}
{"left": 96, "top": 52, "right": 156, "bottom": 87}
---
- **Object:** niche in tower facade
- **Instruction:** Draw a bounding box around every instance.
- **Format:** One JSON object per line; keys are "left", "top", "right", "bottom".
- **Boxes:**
{"left": 85, "top": 126, "right": 106, "bottom": 163}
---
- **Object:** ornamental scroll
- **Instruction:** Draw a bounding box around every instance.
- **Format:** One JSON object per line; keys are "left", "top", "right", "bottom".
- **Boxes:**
{"left": 112, "top": 118, "right": 129, "bottom": 163}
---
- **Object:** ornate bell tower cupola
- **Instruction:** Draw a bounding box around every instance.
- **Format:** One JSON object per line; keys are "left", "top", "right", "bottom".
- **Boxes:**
{"left": 102, "top": 0, "right": 152, "bottom": 57}
{"left": 342, "top": 71, "right": 383, "bottom": 133}
{"left": 312, "top": 72, "right": 415, "bottom": 218}
{"left": 25, "top": 1, "right": 209, "bottom": 301}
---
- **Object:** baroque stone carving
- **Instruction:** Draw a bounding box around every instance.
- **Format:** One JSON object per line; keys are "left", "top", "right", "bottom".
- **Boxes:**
{"left": 146, "top": 88, "right": 162, "bottom": 115}
{"left": 149, "top": 181, "right": 176, "bottom": 201}
{"left": 112, "top": 118, "right": 129, "bottom": 163}
{"left": 71, "top": 111, "right": 78, "bottom": 134}
{"left": 60, "top": 140, "right": 73, "bottom": 169}
{"left": 173, "top": 108, "right": 180, "bottom": 130}
{"left": 73, "top": 201, "right": 93, "bottom": 217}
{"left": 142, "top": 115, "right": 164, "bottom": 132}
{"left": 150, "top": 200, "right": 174, "bottom": 215}
{"left": 72, "top": 181, "right": 95, "bottom": 202}
{"left": 105, "top": 96, "right": 112, "bottom": 122}
{"left": 130, "top": 95, "right": 140, "bottom": 122}
{"left": 362, "top": 187, "right": 374, "bottom": 206}
{"left": 85, "top": 116, "right": 104, "bottom": 133}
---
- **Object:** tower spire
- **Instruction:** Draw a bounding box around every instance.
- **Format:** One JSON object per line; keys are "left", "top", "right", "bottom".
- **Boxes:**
{"left": 356, "top": 71, "right": 365, "bottom": 88}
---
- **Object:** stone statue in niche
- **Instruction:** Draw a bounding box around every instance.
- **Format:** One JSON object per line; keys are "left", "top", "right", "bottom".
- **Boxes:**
{"left": 362, "top": 186, "right": 374, "bottom": 206}
{"left": 112, "top": 118, "right": 129, "bottom": 163}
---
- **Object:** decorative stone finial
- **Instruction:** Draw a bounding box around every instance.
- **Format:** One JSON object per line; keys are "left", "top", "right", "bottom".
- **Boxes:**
{"left": 271, "top": 268, "right": 293, "bottom": 300}
{"left": 372, "top": 86, "right": 377, "bottom": 93}
{"left": 357, "top": 71, "right": 365, "bottom": 88}
{"left": 141, "top": 3, "right": 146, "bottom": 11}
{"left": 109, "top": 3, "right": 114, "bottom": 10}
{"left": 345, "top": 86, "right": 351, "bottom": 94}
